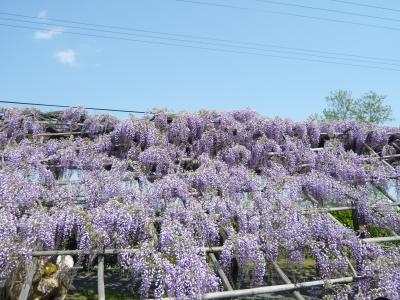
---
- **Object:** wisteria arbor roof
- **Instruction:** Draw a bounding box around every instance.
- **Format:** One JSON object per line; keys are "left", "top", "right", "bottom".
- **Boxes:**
{"left": 1, "top": 107, "right": 400, "bottom": 300}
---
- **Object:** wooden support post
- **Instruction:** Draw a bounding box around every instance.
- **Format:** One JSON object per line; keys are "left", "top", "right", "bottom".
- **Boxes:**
{"left": 392, "top": 142, "right": 400, "bottom": 153}
{"left": 304, "top": 190, "right": 361, "bottom": 277}
{"left": 208, "top": 253, "right": 233, "bottom": 291}
{"left": 18, "top": 258, "right": 37, "bottom": 300}
{"left": 97, "top": 255, "right": 105, "bottom": 300}
{"left": 375, "top": 185, "right": 397, "bottom": 203}
{"left": 303, "top": 190, "right": 318, "bottom": 206}
{"left": 272, "top": 262, "right": 306, "bottom": 300}
{"left": 352, "top": 208, "right": 360, "bottom": 231}
{"left": 325, "top": 213, "right": 359, "bottom": 277}
{"left": 364, "top": 143, "right": 393, "bottom": 169}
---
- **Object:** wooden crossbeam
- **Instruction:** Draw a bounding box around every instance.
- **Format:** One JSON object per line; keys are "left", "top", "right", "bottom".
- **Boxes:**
{"left": 198, "top": 276, "right": 355, "bottom": 299}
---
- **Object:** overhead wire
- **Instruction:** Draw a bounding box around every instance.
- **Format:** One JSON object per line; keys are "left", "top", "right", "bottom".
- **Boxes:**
{"left": 1, "top": 11, "right": 400, "bottom": 64}
{"left": 0, "top": 100, "right": 150, "bottom": 114}
{"left": 174, "top": 0, "right": 400, "bottom": 32}
{"left": 2, "top": 16, "right": 400, "bottom": 67}
{"left": 253, "top": 0, "right": 400, "bottom": 23}
{"left": 325, "top": 0, "right": 400, "bottom": 13}
{"left": 2, "top": 22, "right": 400, "bottom": 71}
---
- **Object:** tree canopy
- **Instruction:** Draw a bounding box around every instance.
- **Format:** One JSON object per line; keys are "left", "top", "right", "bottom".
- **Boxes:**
{"left": 310, "top": 90, "right": 393, "bottom": 124}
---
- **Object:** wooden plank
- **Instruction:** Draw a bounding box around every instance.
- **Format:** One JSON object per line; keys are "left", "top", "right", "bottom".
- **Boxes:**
{"left": 18, "top": 258, "right": 37, "bottom": 300}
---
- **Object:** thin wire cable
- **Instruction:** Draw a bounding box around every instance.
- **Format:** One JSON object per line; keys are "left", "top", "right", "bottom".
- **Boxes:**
{"left": 175, "top": 0, "right": 400, "bottom": 32}
{"left": 3, "top": 16, "right": 400, "bottom": 67}
{"left": 253, "top": 0, "right": 400, "bottom": 23}
{"left": 0, "top": 100, "right": 150, "bottom": 114}
{"left": 1, "top": 11, "right": 400, "bottom": 63}
{"left": 2, "top": 22, "right": 400, "bottom": 71}
{"left": 326, "top": 0, "right": 400, "bottom": 13}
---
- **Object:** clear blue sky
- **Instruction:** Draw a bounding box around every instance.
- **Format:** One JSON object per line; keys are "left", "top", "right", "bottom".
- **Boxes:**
{"left": 0, "top": 0, "right": 399, "bottom": 124}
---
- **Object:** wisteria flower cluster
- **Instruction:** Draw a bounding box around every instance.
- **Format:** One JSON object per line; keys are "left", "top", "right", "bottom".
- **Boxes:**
{"left": 1, "top": 107, "right": 400, "bottom": 299}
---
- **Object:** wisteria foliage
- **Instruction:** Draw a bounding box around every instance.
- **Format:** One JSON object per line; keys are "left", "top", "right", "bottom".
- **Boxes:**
{"left": 1, "top": 107, "right": 400, "bottom": 299}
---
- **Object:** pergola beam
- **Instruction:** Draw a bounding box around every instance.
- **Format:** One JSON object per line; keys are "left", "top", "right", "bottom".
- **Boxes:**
{"left": 198, "top": 276, "right": 355, "bottom": 299}
{"left": 33, "top": 132, "right": 86, "bottom": 137}
{"left": 364, "top": 143, "right": 394, "bottom": 169}
{"left": 362, "top": 236, "right": 400, "bottom": 243}
{"left": 30, "top": 232, "right": 400, "bottom": 258}
{"left": 31, "top": 248, "right": 139, "bottom": 256}
{"left": 392, "top": 142, "right": 400, "bottom": 153}
{"left": 4, "top": 120, "right": 399, "bottom": 300}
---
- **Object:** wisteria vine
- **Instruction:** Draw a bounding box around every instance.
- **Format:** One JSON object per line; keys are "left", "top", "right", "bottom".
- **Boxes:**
{"left": 1, "top": 107, "right": 400, "bottom": 299}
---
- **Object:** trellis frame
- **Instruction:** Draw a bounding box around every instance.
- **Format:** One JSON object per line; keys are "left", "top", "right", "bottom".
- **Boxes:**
{"left": 18, "top": 182, "right": 400, "bottom": 300}
{"left": 4, "top": 122, "right": 399, "bottom": 299}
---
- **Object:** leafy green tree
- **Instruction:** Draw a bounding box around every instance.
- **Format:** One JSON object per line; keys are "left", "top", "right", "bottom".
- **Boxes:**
{"left": 323, "top": 90, "right": 356, "bottom": 122}
{"left": 311, "top": 90, "right": 393, "bottom": 124}
{"left": 355, "top": 91, "right": 393, "bottom": 124}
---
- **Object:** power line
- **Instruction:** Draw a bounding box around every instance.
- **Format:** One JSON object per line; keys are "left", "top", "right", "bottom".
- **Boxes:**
{"left": 326, "top": 0, "right": 400, "bottom": 13}
{"left": 2, "top": 22, "right": 400, "bottom": 71}
{"left": 253, "top": 0, "right": 400, "bottom": 23}
{"left": 3, "top": 16, "right": 400, "bottom": 67}
{"left": 1, "top": 11, "right": 400, "bottom": 64}
{"left": 0, "top": 100, "right": 150, "bottom": 114}
{"left": 175, "top": 0, "right": 400, "bottom": 32}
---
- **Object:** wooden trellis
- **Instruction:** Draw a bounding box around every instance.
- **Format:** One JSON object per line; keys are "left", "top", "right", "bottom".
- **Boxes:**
{"left": 2, "top": 122, "right": 399, "bottom": 299}
{"left": 18, "top": 184, "right": 400, "bottom": 300}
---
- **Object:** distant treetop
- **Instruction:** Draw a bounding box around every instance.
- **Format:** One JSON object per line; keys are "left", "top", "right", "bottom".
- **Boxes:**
{"left": 310, "top": 90, "right": 393, "bottom": 125}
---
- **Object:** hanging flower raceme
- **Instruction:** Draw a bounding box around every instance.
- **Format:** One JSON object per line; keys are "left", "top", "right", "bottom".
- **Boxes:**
{"left": 1, "top": 107, "right": 400, "bottom": 298}
{"left": 220, "top": 232, "right": 265, "bottom": 286}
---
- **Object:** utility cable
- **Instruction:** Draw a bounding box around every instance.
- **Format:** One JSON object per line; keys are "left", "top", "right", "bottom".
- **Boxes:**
{"left": 2, "top": 16, "right": 400, "bottom": 67}
{"left": 326, "top": 0, "right": 400, "bottom": 13}
{"left": 1, "top": 11, "right": 400, "bottom": 64}
{"left": 175, "top": 0, "right": 400, "bottom": 32}
{"left": 253, "top": 0, "right": 400, "bottom": 23}
{"left": 0, "top": 100, "right": 150, "bottom": 114}
{"left": 2, "top": 22, "right": 400, "bottom": 71}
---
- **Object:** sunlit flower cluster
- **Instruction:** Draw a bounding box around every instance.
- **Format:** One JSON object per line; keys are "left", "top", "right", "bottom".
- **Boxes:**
{"left": 1, "top": 107, "right": 400, "bottom": 299}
